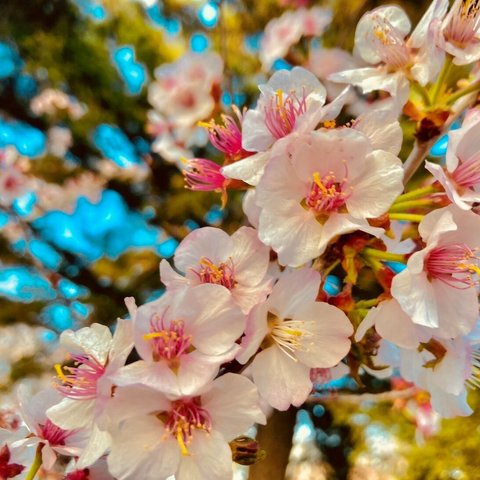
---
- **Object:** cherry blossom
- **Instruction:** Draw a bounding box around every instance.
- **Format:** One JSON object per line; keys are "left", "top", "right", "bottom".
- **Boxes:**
{"left": 426, "top": 109, "right": 480, "bottom": 210}
{"left": 254, "top": 125, "right": 403, "bottom": 266}
{"left": 391, "top": 205, "right": 480, "bottom": 338}
{"left": 113, "top": 285, "right": 245, "bottom": 396}
{"left": 237, "top": 268, "right": 353, "bottom": 410}
{"left": 329, "top": 2, "right": 449, "bottom": 113}
{"left": 47, "top": 320, "right": 133, "bottom": 468}
{"left": 160, "top": 226, "right": 272, "bottom": 313}
{"left": 105, "top": 374, "right": 265, "bottom": 480}
{"left": 441, "top": 0, "right": 480, "bottom": 64}
{"left": 260, "top": 7, "right": 332, "bottom": 70}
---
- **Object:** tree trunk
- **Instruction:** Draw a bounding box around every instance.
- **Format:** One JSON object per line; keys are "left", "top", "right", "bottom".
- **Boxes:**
{"left": 248, "top": 407, "right": 297, "bottom": 480}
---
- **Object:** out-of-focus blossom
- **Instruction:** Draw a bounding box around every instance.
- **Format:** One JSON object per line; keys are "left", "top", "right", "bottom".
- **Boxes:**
{"left": 148, "top": 52, "right": 223, "bottom": 130}
{"left": 260, "top": 7, "right": 332, "bottom": 70}
{"left": 30, "top": 88, "right": 87, "bottom": 119}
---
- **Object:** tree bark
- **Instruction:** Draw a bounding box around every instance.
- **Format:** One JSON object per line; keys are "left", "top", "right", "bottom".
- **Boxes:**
{"left": 248, "top": 407, "right": 297, "bottom": 480}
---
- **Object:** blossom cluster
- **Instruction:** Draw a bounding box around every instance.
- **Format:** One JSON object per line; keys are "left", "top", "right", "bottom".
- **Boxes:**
{"left": 2, "top": 0, "right": 480, "bottom": 479}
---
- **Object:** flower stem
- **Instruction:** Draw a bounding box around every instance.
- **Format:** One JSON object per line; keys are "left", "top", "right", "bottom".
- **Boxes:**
{"left": 394, "top": 184, "right": 440, "bottom": 203}
{"left": 389, "top": 198, "right": 437, "bottom": 212}
{"left": 447, "top": 80, "right": 480, "bottom": 106}
{"left": 25, "top": 446, "right": 42, "bottom": 480}
{"left": 411, "top": 82, "right": 431, "bottom": 106}
{"left": 389, "top": 213, "right": 424, "bottom": 222}
{"left": 356, "top": 298, "right": 379, "bottom": 309}
{"left": 362, "top": 248, "right": 406, "bottom": 263}
{"left": 431, "top": 55, "right": 453, "bottom": 104}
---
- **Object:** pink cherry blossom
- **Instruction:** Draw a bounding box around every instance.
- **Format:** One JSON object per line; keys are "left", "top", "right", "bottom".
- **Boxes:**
{"left": 237, "top": 268, "right": 353, "bottom": 410}
{"left": 254, "top": 126, "right": 403, "bottom": 266}
{"left": 105, "top": 374, "right": 265, "bottom": 480}
{"left": 148, "top": 52, "right": 223, "bottom": 130}
{"left": 47, "top": 320, "right": 133, "bottom": 468}
{"left": 426, "top": 109, "right": 480, "bottom": 210}
{"left": 391, "top": 205, "right": 480, "bottom": 338}
{"left": 113, "top": 285, "right": 245, "bottom": 396}
{"left": 329, "top": 2, "right": 449, "bottom": 113}
{"left": 441, "top": 0, "right": 480, "bottom": 64}
{"left": 160, "top": 226, "right": 272, "bottom": 313}
{"left": 260, "top": 7, "right": 332, "bottom": 70}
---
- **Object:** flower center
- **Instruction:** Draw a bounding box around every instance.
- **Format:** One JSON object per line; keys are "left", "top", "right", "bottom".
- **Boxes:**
{"left": 371, "top": 16, "right": 410, "bottom": 69}
{"left": 305, "top": 171, "right": 350, "bottom": 218}
{"left": 444, "top": 0, "right": 480, "bottom": 45}
{"left": 265, "top": 312, "right": 311, "bottom": 361}
{"left": 451, "top": 151, "right": 480, "bottom": 190}
{"left": 192, "top": 257, "right": 236, "bottom": 289}
{"left": 65, "top": 470, "right": 90, "bottom": 480}
{"left": 143, "top": 313, "right": 193, "bottom": 366}
{"left": 40, "top": 419, "right": 70, "bottom": 446}
{"left": 183, "top": 158, "right": 226, "bottom": 193}
{"left": 54, "top": 354, "right": 106, "bottom": 400}
{"left": 198, "top": 108, "right": 244, "bottom": 157}
{"left": 425, "top": 242, "right": 480, "bottom": 288}
{"left": 264, "top": 89, "right": 307, "bottom": 139}
{"left": 163, "top": 398, "right": 212, "bottom": 456}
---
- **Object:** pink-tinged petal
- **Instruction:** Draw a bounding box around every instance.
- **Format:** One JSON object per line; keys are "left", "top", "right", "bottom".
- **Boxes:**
{"left": 41, "top": 444, "right": 57, "bottom": 471}
{"left": 320, "top": 214, "right": 384, "bottom": 249}
{"left": 438, "top": 205, "right": 480, "bottom": 247}
{"left": 242, "top": 108, "right": 275, "bottom": 152}
{"left": 242, "top": 189, "right": 261, "bottom": 229}
{"left": 297, "top": 86, "right": 351, "bottom": 132}
{"left": 251, "top": 346, "right": 313, "bottom": 410}
{"left": 47, "top": 397, "right": 95, "bottom": 430}
{"left": 176, "top": 430, "right": 232, "bottom": 480}
{"left": 425, "top": 161, "right": 473, "bottom": 210}
{"left": 231, "top": 279, "right": 273, "bottom": 315}
{"left": 237, "top": 301, "right": 270, "bottom": 365}
{"left": 159, "top": 259, "right": 189, "bottom": 290}
{"left": 60, "top": 324, "right": 112, "bottom": 365}
{"left": 353, "top": 110, "right": 403, "bottom": 155}
{"left": 221, "top": 151, "right": 270, "bottom": 186}
{"left": 258, "top": 205, "right": 322, "bottom": 267}
{"left": 202, "top": 374, "right": 266, "bottom": 441}
{"left": 124, "top": 296, "right": 137, "bottom": 321}
{"left": 107, "top": 416, "right": 179, "bottom": 480}
{"left": 102, "top": 385, "right": 169, "bottom": 429}
{"left": 446, "top": 40, "right": 480, "bottom": 66}
{"left": 371, "top": 299, "right": 430, "bottom": 348}
{"left": 431, "top": 280, "right": 478, "bottom": 338}
{"left": 347, "top": 150, "right": 404, "bottom": 218}
{"left": 268, "top": 268, "right": 321, "bottom": 320}
{"left": 76, "top": 424, "right": 111, "bottom": 469}
{"left": 417, "top": 207, "right": 457, "bottom": 245}
{"left": 293, "top": 302, "right": 353, "bottom": 367}
{"left": 19, "top": 387, "right": 62, "bottom": 431}
{"left": 430, "top": 388, "right": 472, "bottom": 418}
{"left": 354, "top": 5, "right": 411, "bottom": 64}
{"left": 184, "top": 284, "right": 245, "bottom": 355}
{"left": 112, "top": 360, "right": 178, "bottom": 392}
{"left": 231, "top": 227, "right": 270, "bottom": 285}
{"left": 174, "top": 227, "right": 233, "bottom": 274}
{"left": 391, "top": 269, "right": 439, "bottom": 328}
{"left": 108, "top": 319, "right": 133, "bottom": 367}
{"left": 409, "top": 0, "right": 448, "bottom": 47}
{"left": 354, "top": 312, "right": 376, "bottom": 342}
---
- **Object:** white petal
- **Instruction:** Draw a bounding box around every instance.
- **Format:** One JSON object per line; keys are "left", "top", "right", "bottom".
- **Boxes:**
{"left": 76, "top": 424, "right": 111, "bottom": 469}
{"left": 221, "top": 151, "right": 270, "bottom": 186}
{"left": 250, "top": 346, "right": 312, "bottom": 410}
{"left": 347, "top": 150, "right": 404, "bottom": 218}
{"left": 203, "top": 373, "right": 266, "bottom": 441}
{"left": 353, "top": 110, "right": 403, "bottom": 155}
{"left": 47, "top": 397, "right": 95, "bottom": 430}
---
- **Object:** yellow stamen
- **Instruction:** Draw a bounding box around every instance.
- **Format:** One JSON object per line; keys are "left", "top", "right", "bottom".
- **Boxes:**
{"left": 283, "top": 328, "right": 303, "bottom": 337}
{"left": 199, "top": 258, "right": 223, "bottom": 280}
{"left": 143, "top": 331, "right": 174, "bottom": 341}
{"left": 197, "top": 121, "right": 212, "bottom": 128}
{"left": 323, "top": 120, "right": 336, "bottom": 129}
{"left": 177, "top": 427, "right": 189, "bottom": 456}
{"left": 54, "top": 364, "right": 69, "bottom": 383}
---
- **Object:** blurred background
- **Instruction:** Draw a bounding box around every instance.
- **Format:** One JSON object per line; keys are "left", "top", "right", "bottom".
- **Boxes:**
{"left": 0, "top": 0, "right": 479, "bottom": 479}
